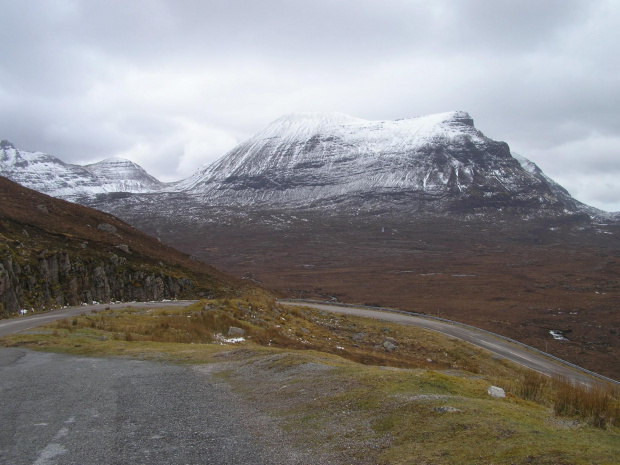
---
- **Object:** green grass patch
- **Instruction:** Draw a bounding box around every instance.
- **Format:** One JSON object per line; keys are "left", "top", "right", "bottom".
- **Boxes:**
{"left": 1, "top": 299, "right": 618, "bottom": 464}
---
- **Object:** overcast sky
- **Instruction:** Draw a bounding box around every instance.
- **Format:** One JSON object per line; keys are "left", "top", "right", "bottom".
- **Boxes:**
{"left": 1, "top": 0, "right": 618, "bottom": 212}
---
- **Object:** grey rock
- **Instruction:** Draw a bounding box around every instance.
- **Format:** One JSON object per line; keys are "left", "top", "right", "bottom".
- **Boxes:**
{"left": 227, "top": 327, "right": 246, "bottom": 337}
{"left": 434, "top": 406, "right": 462, "bottom": 413}
{"left": 115, "top": 244, "right": 130, "bottom": 253}
{"left": 37, "top": 205, "right": 49, "bottom": 213}
{"left": 383, "top": 340, "right": 398, "bottom": 352}
{"left": 0, "top": 248, "right": 194, "bottom": 315}
{"left": 487, "top": 386, "right": 506, "bottom": 398}
{"left": 98, "top": 223, "right": 117, "bottom": 234}
{"left": 352, "top": 332, "right": 365, "bottom": 341}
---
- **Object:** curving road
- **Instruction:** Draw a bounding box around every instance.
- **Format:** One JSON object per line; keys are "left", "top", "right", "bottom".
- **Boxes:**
{"left": 280, "top": 300, "right": 619, "bottom": 386}
{"left": 0, "top": 301, "right": 198, "bottom": 339}
{"left": 3, "top": 299, "right": 616, "bottom": 386}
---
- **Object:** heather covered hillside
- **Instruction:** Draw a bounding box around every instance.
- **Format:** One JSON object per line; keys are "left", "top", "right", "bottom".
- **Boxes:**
{"left": 0, "top": 177, "right": 261, "bottom": 316}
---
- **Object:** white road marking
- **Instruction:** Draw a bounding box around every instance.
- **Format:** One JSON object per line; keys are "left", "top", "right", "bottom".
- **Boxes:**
{"left": 31, "top": 419, "right": 73, "bottom": 465}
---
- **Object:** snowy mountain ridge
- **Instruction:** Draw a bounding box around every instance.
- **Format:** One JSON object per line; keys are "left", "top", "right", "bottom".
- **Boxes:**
{"left": 1, "top": 109, "right": 616, "bottom": 220}
{"left": 173, "top": 111, "right": 483, "bottom": 195}
{"left": 83, "top": 157, "right": 164, "bottom": 193}
{"left": 167, "top": 111, "right": 601, "bottom": 217}
{"left": 0, "top": 139, "right": 103, "bottom": 197}
{"left": 0, "top": 141, "right": 163, "bottom": 197}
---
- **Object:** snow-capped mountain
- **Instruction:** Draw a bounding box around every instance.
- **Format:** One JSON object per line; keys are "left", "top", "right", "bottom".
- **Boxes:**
{"left": 170, "top": 111, "right": 586, "bottom": 214}
{"left": 0, "top": 140, "right": 103, "bottom": 197}
{"left": 0, "top": 140, "right": 162, "bottom": 198}
{"left": 84, "top": 157, "right": 164, "bottom": 193}
{"left": 2, "top": 109, "right": 612, "bottom": 219}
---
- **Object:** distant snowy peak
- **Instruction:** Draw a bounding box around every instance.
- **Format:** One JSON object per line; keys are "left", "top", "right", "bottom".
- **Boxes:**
{"left": 173, "top": 110, "right": 486, "bottom": 194}
{"left": 0, "top": 141, "right": 103, "bottom": 197}
{"left": 172, "top": 110, "right": 547, "bottom": 206}
{"left": 0, "top": 142, "right": 163, "bottom": 198}
{"left": 169, "top": 110, "right": 605, "bottom": 217}
{"left": 84, "top": 157, "right": 164, "bottom": 193}
{"left": 255, "top": 110, "right": 479, "bottom": 146}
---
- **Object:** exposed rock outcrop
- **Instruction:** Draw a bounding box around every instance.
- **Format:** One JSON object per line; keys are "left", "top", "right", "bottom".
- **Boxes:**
{"left": 0, "top": 249, "right": 193, "bottom": 315}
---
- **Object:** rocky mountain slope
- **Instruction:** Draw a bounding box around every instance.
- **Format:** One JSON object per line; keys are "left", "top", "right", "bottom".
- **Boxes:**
{"left": 0, "top": 140, "right": 163, "bottom": 199}
{"left": 168, "top": 111, "right": 598, "bottom": 216}
{"left": 0, "top": 177, "right": 258, "bottom": 317}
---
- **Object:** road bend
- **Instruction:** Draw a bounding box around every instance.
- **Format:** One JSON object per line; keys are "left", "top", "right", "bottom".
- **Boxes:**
{"left": 281, "top": 300, "right": 618, "bottom": 387}
{"left": 0, "top": 301, "right": 199, "bottom": 339}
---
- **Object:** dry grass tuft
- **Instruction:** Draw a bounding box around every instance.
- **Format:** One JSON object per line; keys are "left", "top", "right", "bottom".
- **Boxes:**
{"left": 509, "top": 369, "right": 551, "bottom": 403}
{"left": 552, "top": 376, "right": 620, "bottom": 428}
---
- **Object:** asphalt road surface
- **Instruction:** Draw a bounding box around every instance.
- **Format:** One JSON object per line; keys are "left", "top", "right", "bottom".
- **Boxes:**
{"left": 0, "top": 301, "right": 198, "bottom": 339}
{"left": 282, "top": 300, "right": 616, "bottom": 386}
{"left": 0, "top": 348, "right": 311, "bottom": 465}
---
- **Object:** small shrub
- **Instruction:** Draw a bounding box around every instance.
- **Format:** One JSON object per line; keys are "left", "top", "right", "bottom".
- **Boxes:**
{"left": 288, "top": 307, "right": 303, "bottom": 318}
{"left": 55, "top": 318, "right": 71, "bottom": 330}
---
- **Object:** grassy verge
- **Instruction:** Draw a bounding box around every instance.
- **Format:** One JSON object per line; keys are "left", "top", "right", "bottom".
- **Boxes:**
{"left": 2, "top": 299, "right": 619, "bottom": 464}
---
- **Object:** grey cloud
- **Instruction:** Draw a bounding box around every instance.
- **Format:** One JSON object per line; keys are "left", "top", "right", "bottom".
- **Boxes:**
{"left": 0, "top": 0, "right": 618, "bottom": 211}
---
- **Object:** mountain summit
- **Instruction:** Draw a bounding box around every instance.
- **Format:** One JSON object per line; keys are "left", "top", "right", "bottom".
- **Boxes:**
{"left": 167, "top": 111, "right": 588, "bottom": 215}
{"left": 84, "top": 157, "right": 164, "bottom": 193}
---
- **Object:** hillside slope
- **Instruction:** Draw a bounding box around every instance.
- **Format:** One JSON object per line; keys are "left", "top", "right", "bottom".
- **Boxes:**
{"left": 0, "top": 176, "right": 258, "bottom": 316}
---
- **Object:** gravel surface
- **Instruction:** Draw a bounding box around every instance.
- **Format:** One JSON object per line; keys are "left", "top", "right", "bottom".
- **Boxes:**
{"left": 0, "top": 348, "right": 321, "bottom": 465}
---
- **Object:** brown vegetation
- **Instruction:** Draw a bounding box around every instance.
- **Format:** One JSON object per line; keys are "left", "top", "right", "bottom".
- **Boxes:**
{"left": 552, "top": 376, "right": 620, "bottom": 428}
{"left": 158, "top": 210, "right": 620, "bottom": 380}
{"left": 16, "top": 298, "right": 620, "bottom": 431}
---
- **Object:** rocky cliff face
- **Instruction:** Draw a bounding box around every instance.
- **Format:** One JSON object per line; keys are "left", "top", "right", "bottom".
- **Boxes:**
{"left": 0, "top": 249, "right": 193, "bottom": 316}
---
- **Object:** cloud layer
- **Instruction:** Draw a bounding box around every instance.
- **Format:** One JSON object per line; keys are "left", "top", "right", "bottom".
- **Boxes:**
{"left": 1, "top": 0, "right": 618, "bottom": 211}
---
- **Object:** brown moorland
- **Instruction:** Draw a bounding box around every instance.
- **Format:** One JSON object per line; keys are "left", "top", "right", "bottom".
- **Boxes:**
{"left": 153, "top": 209, "right": 620, "bottom": 380}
